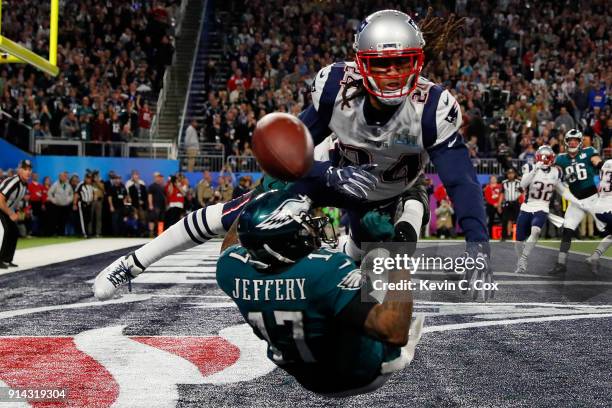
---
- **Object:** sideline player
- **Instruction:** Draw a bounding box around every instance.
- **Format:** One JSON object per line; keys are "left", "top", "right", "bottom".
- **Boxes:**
{"left": 585, "top": 159, "right": 612, "bottom": 274}
{"left": 216, "top": 190, "right": 423, "bottom": 396}
{"left": 514, "top": 146, "right": 582, "bottom": 274}
{"left": 549, "top": 129, "right": 604, "bottom": 275}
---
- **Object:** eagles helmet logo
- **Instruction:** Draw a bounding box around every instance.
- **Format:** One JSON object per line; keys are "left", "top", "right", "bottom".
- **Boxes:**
{"left": 255, "top": 195, "right": 311, "bottom": 230}
{"left": 337, "top": 269, "right": 363, "bottom": 290}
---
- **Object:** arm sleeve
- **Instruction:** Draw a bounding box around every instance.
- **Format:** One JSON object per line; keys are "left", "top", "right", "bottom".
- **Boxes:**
{"left": 298, "top": 63, "right": 344, "bottom": 145}
{"left": 520, "top": 165, "right": 537, "bottom": 189}
{"left": 427, "top": 132, "right": 488, "bottom": 242}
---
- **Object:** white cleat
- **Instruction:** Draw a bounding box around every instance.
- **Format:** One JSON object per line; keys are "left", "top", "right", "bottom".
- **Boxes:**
{"left": 403, "top": 315, "right": 424, "bottom": 366}
{"left": 514, "top": 257, "right": 527, "bottom": 274}
{"left": 585, "top": 255, "right": 599, "bottom": 276}
{"left": 93, "top": 253, "right": 144, "bottom": 300}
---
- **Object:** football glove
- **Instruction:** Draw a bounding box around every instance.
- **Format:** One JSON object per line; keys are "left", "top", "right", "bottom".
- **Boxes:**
{"left": 325, "top": 164, "right": 378, "bottom": 200}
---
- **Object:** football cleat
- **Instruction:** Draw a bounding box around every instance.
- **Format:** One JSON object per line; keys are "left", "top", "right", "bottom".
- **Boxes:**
{"left": 585, "top": 255, "right": 599, "bottom": 277}
{"left": 514, "top": 257, "right": 527, "bottom": 274}
{"left": 93, "top": 252, "right": 144, "bottom": 300}
{"left": 548, "top": 263, "right": 567, "bottom": 276}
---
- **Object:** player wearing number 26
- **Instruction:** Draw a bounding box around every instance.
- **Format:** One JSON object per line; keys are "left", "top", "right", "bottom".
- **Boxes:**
{"left": 216, "top": 190, "right": 422, "bottom": 396}
{"left": 548, "top": 129, "right": 605, "bottom": 275}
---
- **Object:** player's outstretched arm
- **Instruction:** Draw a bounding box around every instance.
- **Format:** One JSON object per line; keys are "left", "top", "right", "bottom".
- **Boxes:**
{"left": 428, "top": 132, "right": 488, "bottom": 243}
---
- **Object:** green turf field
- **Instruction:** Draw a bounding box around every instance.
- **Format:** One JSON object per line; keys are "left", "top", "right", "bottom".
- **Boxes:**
{"left": 16, "top": 237, "right": 84, "bottom": 250}
{"left": 538, "top": 240, "right": 612, "bottom": 256}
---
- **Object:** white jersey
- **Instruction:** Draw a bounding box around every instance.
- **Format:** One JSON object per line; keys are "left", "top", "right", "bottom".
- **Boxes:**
{"left": 594, "top": 159, "right": 612, "bottom": 216}
{"left": 310, "top": 61, "right": 462, "bottom": 201}
{"left": 519, "top": 164, "right": 565, "bottom": 213}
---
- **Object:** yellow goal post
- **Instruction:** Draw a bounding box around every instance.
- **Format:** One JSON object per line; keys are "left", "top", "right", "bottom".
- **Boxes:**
{"left": 0, "top": 0, "right": 59, "bottom": 76}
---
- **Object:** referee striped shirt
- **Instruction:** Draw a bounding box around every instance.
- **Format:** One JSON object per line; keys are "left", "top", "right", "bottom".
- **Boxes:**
{"left": 0, "top": 175, "right": 27, "bottom": 209}
{"left": 502, "top": 179, "right": 521, "bottom": 202}
{"left": 75, "top": 182, "right": 95, "bottom": 204}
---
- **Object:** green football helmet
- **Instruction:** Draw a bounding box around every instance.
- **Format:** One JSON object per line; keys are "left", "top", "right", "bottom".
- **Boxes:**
{"left": 238, "top": 190, "right": 335, "bottom": 267}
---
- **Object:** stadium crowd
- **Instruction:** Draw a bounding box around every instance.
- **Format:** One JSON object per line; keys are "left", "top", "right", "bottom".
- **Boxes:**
{"left": 0, "top": 166, "right": 258, "bottom": 239}
{"left": 191, "top": 0, "right": 610, "bottom": 169}
{"left": 0, "top": 0, "right": 179, "bottom": 152}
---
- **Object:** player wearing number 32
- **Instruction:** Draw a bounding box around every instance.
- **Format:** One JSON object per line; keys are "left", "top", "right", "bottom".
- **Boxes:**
{"left": 216, "top": 190, "right": 423, "bottom": 396}
{"left": 514, "top": 146, "right": 582, "bottom": 274}
{"left": 548, "top": 129, "right": 604, "bottom": 275}
{"left": 296, "top": 10, "right": 488, "bottom": 262}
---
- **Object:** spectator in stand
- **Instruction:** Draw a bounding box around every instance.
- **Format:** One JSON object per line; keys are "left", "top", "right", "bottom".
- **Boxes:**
{"left": 184, "top": 119, "right": 200, "bottom": 172}
{"left": 27, "top": 172, "right": 44, "bottom": 236}
{"left": 137, "top": 97, "right": 153, "bottom": 139}
{"left": 108, "top": 174, "right": 130, "bottom": 236}
{"left": 232, "top": 176, "right": 252, "bottom": 199}
{"left": 164, "top": 174, "right": 185, "bottom": 228}
{"left": 47, "top": 172, "right": 73, "bottom": 236}
{"left": 483, "top": 176, "right": 502, "bottom": 239}
{"left": 196, "top": 171, "right": 214, "bottom": 209}
{"left": 91, "top": 112, "right": 112, "bottom": 156}
{"left": 126, "top": 170, "right": 148, "bottom": 230}
{"left": 554, "top": 106, "right": 575, "bottom": 135}
{"left": 60, "top": 111, "right": 79, "bottom": 139}
{"left": 147, "top": 172, "right": 166, "bottom": 237}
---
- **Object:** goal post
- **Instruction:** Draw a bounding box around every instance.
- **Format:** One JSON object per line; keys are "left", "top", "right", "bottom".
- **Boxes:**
{"left": 0, "top": 0, "right": 59, "bottom": 76}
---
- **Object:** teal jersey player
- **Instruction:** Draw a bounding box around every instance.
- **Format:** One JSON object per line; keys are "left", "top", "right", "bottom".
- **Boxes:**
{"left": 216, "top": 190, "right": 422, "bottom": 396}
{"left": 555, "top": 145, "right": 600, "bottom": 198}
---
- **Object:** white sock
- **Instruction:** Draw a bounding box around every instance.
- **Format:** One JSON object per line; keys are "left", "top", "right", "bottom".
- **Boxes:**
{"left": 558, "top": 252, "right": 567, "bottom": 265}
{"left": 515, "top": 241, "right": 525, "bottom": 258}
{"left": 134, "top": 204, "right": 224, "bottom": 271}
{"left": 592, "top": 235, "right": 612, "bottom": 260}
{"left": 395, "top": 200, "right": 424, "bottom": 240}
{"left": 522, "top": 227, "right": 541, "bottom": 260}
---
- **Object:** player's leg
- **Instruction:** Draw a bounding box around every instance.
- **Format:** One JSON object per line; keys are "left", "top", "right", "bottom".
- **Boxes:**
{"left": 393, "top": 176, "right": 429, "bottom": 254}
{"left": 549, "top": 202, "right": 584, "bottom": 275}
{"left": 585, "top": 212, "right": 612, "bottom": 275}
{"left": 517, "top": 211, "right": 547, "bottom": 274}
{"left": 93, "top": 192, "right": 253, "bottom": 300}
{"left": 514, "top": 211, "right": 532, "bottom": 273}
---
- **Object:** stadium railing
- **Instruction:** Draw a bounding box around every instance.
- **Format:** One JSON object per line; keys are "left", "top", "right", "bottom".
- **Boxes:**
{"left": 34, "top": 139, "right": 177, "bottom": 159}
{"left": 225, "top": 155, "right": 259, "bottom": 172}
{"left": 177, "top": 142, "right": 225, "bottom": 171}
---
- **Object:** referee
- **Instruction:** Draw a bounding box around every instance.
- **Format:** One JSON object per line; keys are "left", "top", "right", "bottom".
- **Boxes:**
{"left": 500, "top": 168, "right": 521, "bottom": 240}
{"left": 0, "top": 160, "right": 32, "bottom": 268}
{"left": 73, "top": 172, "right": 95, "bottom": 238}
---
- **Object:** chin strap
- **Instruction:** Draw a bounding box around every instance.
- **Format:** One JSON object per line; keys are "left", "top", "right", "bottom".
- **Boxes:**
{"left": 263, "top": 244, "right": 295, "bottom": 264}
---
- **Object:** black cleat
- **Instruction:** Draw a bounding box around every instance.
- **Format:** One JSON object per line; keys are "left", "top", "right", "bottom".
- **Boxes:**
{"left": 548, "top": 263, "right": 567, "bottom": 276}
{"left": 6, "top": 262, "right": 18, "bottom": 267}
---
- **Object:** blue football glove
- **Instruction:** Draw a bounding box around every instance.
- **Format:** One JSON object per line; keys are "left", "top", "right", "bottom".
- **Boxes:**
{"left": 324, "top": 164, "right": 378, "bottom": 200}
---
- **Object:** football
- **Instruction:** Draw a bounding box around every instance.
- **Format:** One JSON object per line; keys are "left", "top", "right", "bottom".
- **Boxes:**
{"left": 252, "top": 112, "right": 314, "bottom": 181}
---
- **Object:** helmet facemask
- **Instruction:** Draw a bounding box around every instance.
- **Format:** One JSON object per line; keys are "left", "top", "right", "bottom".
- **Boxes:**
{"left": 355, "top": 48, "right": 424, "bottom": 105}
{"left": 535, "top": 146, "right": 555, "bottom": 169}
{"left": 564, "top": 129, "right": 583, "bottom": 154}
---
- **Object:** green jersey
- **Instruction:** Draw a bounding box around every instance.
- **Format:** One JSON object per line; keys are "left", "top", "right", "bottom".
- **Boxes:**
{"left": 216, "top": 245, "right": 400, "bottom": 393}
{"left": 555, "top": 147, "right": 599, "bottom": 198}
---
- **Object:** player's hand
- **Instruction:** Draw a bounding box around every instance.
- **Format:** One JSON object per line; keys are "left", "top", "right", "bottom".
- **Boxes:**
{"left": 9, "top": 212, "right": 19, "bottom": 222}
{"left": 325, "top": 164, "right": 378, "bottom": 200}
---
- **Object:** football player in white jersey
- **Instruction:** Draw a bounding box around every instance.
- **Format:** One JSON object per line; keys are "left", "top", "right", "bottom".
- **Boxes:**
{"left": 585, "top": 159, "right": 612, "bottom": 274}
{"left": 296, "top": 9, "right": 488, "bottom": 265}
{"left": 514, "top": 146, "right": 583, "bottom": 274}
{"left": 94, "top": 10, "right": 492, "bottom": 300}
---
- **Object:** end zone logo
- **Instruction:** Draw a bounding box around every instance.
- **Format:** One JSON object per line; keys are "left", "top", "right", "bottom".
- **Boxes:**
{"left": 0, "top": 324, "right": 275, "bottom": 407}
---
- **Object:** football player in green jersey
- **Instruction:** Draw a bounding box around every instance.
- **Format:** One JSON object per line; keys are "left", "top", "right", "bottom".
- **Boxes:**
{"left": 216, "top": 189, "right": 423, "bottom": 396}
{"left": 549, "top": 129, "right": 604, "bottom": 275}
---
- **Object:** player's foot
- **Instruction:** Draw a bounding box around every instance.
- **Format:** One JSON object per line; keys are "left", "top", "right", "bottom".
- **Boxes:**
{"left": 514, "top": 258, "right": 527, "bottom": 274}
{"left": 403, "top": 315, "right": 424, "bottom": 366}
{"left": 93, "top": 252, "right": 144, "bottom": 300}
{"left": 548, "top": 263, "right": 567, "bottom": 276}
{"left": 6, "top": 262, "right": 18, "bottom": 267}
{"left": 585, "top": 255, "right": 599, "bottom": 277}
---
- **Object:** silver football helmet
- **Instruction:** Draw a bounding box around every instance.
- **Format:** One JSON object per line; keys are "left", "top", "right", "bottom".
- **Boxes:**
{"left": 564, "top": 129, "right": 583, "bottom": 154}
{"left": 353, "top": 10, "right": 426, "bottom": 105}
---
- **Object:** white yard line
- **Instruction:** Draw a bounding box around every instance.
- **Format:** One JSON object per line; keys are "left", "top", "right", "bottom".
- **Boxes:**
{"left": 0, "top": 238, "right": 151, "bottom": 277}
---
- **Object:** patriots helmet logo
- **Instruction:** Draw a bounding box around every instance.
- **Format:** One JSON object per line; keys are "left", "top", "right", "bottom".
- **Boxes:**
{"left": 255, "top": 195, "right": 311, "bottom": 230}
{"left": 445, "top": 103, "right": 459, "bottom": 125}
